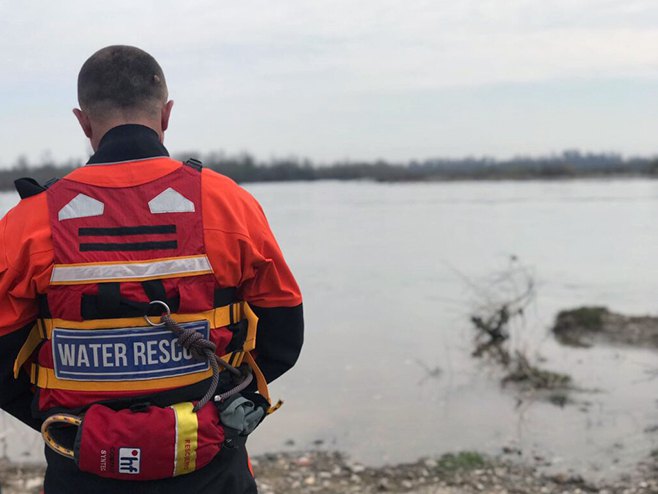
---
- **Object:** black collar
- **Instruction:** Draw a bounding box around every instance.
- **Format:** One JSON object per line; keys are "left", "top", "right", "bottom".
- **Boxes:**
{"left": 87, "top": 124, "right": 170, "bottom": 165}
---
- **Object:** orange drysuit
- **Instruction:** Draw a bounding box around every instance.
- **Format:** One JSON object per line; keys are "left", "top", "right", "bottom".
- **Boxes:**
{"left": 0, "top": 124, "right": 304, "bottom": 493}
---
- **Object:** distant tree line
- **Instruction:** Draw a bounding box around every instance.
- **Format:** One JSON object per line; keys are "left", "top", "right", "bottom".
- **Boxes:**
{"left": 1, "top": 150, "right": 658, "bottom": 191}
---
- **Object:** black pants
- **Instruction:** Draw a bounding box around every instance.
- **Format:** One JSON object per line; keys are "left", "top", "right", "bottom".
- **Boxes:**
{"left": 43, "top": 436, "right": 257, "bottom": 494}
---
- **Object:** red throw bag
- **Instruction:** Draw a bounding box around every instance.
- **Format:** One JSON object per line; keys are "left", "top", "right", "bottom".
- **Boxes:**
{"left": 74, "top": 401, "right": 224, "bottom": 480}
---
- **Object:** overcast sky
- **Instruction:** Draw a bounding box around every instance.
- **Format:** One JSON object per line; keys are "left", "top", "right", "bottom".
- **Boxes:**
{"left": 2, "top": 0, "right": 658, "bottom": 166}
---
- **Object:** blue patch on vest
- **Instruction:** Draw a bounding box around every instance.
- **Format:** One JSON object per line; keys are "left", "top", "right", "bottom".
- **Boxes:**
{"left": 52, "top": 321, "right": 210, "bottom": 381}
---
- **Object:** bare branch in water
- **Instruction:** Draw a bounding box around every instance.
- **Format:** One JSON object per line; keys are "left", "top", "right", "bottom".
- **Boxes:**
{"left": 459, "top": 256, "right": 574, "bottom": 403}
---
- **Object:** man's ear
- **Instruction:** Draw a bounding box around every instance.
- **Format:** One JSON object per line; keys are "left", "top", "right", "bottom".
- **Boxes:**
{"left": 73, "top": 108, "right": 93, "bottom": 139}
{"left": 161, "top": 100, "right": 174, "bottom": 133}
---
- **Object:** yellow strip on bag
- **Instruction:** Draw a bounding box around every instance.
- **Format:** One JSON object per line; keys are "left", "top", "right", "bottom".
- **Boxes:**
{"left": 171, "top": 402, "right": 198, "bottom": 476}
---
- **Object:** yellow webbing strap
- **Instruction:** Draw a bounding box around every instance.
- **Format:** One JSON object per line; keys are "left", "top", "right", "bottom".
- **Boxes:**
{"left": 170, "top": 402, "right": 199, "bottom": 476}
{"left": 13, "top": 322, "right": 44, "bottom": 378}
{"left": 41, "top": 413, "right": 82, "bottom": 459}
{"left": 243, "top": 352, "right": 283, "bottom": 415}
{"left": 40, "top": 304, "right": 243, "bottom": 339}
{"left": 242, "top": 303, "right": 258, "bottom": 352}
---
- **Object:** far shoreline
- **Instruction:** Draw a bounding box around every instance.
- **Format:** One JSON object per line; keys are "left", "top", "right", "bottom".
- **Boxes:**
{"left": 2, "top": 148, "right": 658, "bottom": 190}
{"left": 1, "top": 170, "right": 658, "bottom": 194}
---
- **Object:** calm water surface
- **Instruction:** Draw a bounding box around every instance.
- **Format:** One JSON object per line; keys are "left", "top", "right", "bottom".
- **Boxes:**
{"left": 1, "top": 179, "right": 656, "bottom": 478}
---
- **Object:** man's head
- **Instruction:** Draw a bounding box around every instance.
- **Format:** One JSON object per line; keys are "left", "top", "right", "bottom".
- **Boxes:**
{"left": 73, "top": 45, "right": 174, "bottom": 150}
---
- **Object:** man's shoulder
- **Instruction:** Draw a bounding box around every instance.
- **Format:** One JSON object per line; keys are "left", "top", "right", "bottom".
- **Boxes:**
{"left": 201, "top": 167, "right": 241, "bottom": 190}
{"left": 0, "top": 190, "right": 52, "bottom": 268}
{"left": 4, "top": 186, "right": 49, "bottom": 220}
{"left": 200, "top": 168, "right": 264, "bottom": 236}
{"left": 201, "top": 168, "right": 260, "bottom": 209}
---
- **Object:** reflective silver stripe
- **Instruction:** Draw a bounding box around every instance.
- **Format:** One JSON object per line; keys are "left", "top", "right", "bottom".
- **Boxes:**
{"left": 50, "top": 255, "right": 213, "bottom": 284}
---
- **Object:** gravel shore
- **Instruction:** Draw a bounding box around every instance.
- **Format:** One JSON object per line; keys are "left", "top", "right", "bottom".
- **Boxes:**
{"left": 254, "top": 450, "right": 658, "bottom": 494}
{"left": 1, "top": 450, "right": 657, "bottom": 494}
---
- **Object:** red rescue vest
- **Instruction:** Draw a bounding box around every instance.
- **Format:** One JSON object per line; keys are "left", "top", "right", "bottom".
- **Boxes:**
{"left": 14, "top": 162, "right": 271, "bottom": 413}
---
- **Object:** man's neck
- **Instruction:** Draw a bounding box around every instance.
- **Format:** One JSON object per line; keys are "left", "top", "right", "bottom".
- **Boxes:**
{"left": 87, "top": 124, "right": 169, "bottom": 165}
{"left": 91, "top": 118, "right": 163, "bottom": 151}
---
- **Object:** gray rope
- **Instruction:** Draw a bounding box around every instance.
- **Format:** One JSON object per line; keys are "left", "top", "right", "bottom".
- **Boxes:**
{"left": 161, "top": 314, "right": 241, "bottom": 412}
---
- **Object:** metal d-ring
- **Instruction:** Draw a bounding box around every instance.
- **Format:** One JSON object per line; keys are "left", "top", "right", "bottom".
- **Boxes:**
{"left": 144, "top": 300, "right": 171, "bottom": 326}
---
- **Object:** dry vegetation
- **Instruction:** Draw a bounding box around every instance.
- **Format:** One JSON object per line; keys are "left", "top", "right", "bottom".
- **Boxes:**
{"left": 465, "top": 257, "right": 575, "bottom": 404}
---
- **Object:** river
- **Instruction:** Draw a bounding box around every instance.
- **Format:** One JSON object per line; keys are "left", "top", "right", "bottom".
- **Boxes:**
{"left": 1, "top": 179, "right": 656, "bottom": 478}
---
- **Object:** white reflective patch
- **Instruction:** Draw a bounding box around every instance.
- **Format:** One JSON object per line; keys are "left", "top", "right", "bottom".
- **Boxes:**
{"left": 148, "top": 188, "right": 195, "bottom": 214}
{"left": 50, "top": 255, "right": 213, "bottom": 285}
{"left": 58, "top": 194, "right": 104, "bottom": 221}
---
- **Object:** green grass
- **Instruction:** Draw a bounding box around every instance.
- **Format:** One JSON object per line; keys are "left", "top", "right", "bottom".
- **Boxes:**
{"left": 557, "top": 307, "right": 608, "bottom": 331}
{"left": 437, "top": 452, "right": 487, "bottom": 471}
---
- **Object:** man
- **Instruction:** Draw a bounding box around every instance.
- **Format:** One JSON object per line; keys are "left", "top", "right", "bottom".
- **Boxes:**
{"left": 0, "top": 45, "right": 304, "bottom": 493}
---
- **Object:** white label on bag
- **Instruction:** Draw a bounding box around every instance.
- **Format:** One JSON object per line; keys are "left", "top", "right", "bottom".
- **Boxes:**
{"left": 118, "top": 447, "right": 141, "bottom": 474}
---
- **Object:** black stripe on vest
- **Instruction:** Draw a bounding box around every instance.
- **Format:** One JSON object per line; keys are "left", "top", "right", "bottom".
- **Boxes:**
{"left": 79, "top": 241, "right": 178, "bottom": 252}
{"left": 79, "top": 225, "right": 176, "bottom": 236}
